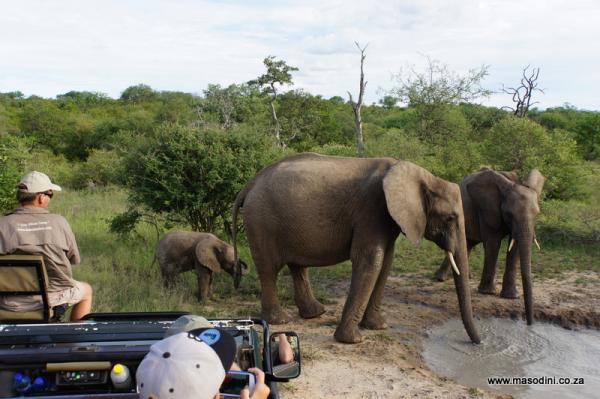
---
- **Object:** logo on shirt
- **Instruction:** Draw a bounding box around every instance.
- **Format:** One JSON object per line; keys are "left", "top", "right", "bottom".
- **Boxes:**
{"left": 16, "top": 221, "right": 53, "bottom": 232}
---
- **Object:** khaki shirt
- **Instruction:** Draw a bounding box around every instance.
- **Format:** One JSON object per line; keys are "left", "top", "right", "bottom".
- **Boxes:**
{"left": 0, "top": 207, "right": 80, "bottom": 293}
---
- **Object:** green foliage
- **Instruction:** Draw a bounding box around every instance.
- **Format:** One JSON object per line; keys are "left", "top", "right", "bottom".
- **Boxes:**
{"left": 483, "top": 116, "right": 584, "bottom": 199}
{"left": 391, "top": 57, "right": 491, "bottom": 107}
{"left": 56, "top": 91, "right": 112, "bottom": 110}
{"left": 108, "top": 208, "right": 143, "bottom": 237}
{"left": 120, "top": 123, "right": 285, "bottom": 233}
{"left": 0, "top": 140, "right": 21, "bottom": 212}
{"left": 120, "top": 84, "right": 159, "bottom": 103}
{"left": 308, "top": 143, "right": 357, "bottom": 156}
{"left": 248, "top": 56, "right": 299, "bottom": 96}
{"left": 277, "top": 90, "right": 348, "bottom": 150}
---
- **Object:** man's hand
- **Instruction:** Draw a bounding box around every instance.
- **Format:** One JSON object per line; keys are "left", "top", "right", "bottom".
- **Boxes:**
{"left": 240, "top": 367, "right": 270, "bottom": 399}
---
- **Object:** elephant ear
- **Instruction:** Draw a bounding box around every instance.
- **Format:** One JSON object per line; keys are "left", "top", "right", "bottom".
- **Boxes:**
{"left": 465, "top": 170, "right": 514, "bottom": 230}
{"left": 498, "top": 170, "right": 520, "bottom": 183}
{"left": 523, "top": 169, "right": 545, "bottom": 200}
{"left": 195, "top": 239, "right": 223, "bottom": 273}
{"left": 383, "top": 161, "right": 427, "bottom": 246}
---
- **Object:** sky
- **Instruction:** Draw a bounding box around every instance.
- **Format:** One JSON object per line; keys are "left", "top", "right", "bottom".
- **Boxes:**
{"left": 1, "top": 0, "right": 599, "bottom": 110}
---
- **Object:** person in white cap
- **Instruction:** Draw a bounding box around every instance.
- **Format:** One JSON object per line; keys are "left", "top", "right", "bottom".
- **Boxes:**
{"left": 137, "top": 327, "right": 270, "bottom": 399}
{"left": 0, "top": 171, "right": 93, "bottom": 320}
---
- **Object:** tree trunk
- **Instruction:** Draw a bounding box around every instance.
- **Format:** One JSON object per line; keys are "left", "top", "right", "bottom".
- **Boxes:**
{"left": 348, "top": 42, "right": 368, "bottom": 154}
{"left": 270, "top": 100, "right": 281, "bottom": 145}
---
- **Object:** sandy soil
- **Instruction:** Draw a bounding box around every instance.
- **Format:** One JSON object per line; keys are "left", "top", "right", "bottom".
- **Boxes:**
{"left": 277, "top": 270, "right": 600, "bottom": 399}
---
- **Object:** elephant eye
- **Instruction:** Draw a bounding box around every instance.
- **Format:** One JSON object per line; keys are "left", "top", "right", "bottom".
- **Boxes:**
{"left": 445, "top": 214, "right": 456, "bottom": 223}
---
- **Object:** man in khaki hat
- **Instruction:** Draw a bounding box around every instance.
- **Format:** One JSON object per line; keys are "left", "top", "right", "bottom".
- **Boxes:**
{"left": 0, "top": 171, "right": 93, "bottom": 320}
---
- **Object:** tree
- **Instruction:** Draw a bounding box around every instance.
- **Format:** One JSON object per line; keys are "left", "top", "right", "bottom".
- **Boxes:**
{"left": 276, "top": 90, "right": 345, "bottom": 150}
{"left": 501, "top": 65, "right": 544, "bottom": 117}
{"left": 390, "top": 57, "right": 491, "bottom": 142}
{"left": 347, "top": 42, "right": 369, "bottom": 154}
{"left": 120, "top": 84, "right": 158, "bottom": 103}
{"left": 0, "top": 137, "right": 28, "bottom": 212}
{"left": 379, "top": 95, "right": 397, "bottom": 109}
{"left": 119, "top": 123, "right": 285, "bottom": 234}
{"left": 248, "top": 56, "right": 298, "bottom": 145}
{"left": 483, "top": 116, "right": 583, "bottom": 199}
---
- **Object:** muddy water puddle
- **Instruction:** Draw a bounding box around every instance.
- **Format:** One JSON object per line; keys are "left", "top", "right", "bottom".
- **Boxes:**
{"left": 423, "top": 318, "right": 600, "bottom": 398}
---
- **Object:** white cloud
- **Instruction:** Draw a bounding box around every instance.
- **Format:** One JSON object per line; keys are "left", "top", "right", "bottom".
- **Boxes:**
{"left": 0, "top": 0, "right": 598, "bottom": 109}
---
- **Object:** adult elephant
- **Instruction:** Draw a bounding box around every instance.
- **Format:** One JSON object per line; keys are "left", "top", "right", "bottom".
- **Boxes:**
{"left": 434, "top": 168, "right": 545, "bottom": 325}
{"left": 232, "top": 153, "right": 480, "bottom": 344}
{"left": 155, "top": 231, "right": 248, "bottom": 302}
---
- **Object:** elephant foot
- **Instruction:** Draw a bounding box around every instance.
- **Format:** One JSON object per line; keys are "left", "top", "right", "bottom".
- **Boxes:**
{"left": 359, "top": 310, "right": 388, "bottom": 330}
{"left": 298, "top": 301, "right": 326, "bottom": 319}
{"left": 478, "top": 284, "right": 497, "bottom": 295}
{"left": 500, "top": 287, "right": 520, "bottom": 299}
{"left": 262, "top": 307, "right": 292, "bottom": 325}
{"left": 433, "top": 268, "right": 449, "bottom": 282}
{"left": 334, "top": 324, "right": 362, "bottom": 344}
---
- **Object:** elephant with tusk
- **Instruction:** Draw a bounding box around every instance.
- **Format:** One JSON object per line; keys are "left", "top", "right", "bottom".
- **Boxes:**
{"left": 155, "top": 231, "right": 248, "bottom": 302}
{"left": 232, "top": 152, "right": 481, "bottom": 344}
{"left": 434, "top": 168, "right": 545, "bottom": 325}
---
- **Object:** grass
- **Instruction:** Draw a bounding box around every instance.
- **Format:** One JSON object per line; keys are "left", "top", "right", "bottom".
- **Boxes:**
{"left": 48, "top": 163, "right": 600, "bottom": 317}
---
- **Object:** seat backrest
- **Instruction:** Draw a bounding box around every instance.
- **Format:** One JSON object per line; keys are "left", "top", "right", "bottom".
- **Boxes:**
{"left": 0, "top": 255, "right": 51, "bottom": 322}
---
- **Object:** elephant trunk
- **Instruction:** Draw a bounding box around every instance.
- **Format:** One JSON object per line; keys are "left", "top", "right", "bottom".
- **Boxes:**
{"left": 517, "top": 230, "right": 534, "bottom": 325}
{"left": 451, "top": 246, "right": 481, "bottom": 344}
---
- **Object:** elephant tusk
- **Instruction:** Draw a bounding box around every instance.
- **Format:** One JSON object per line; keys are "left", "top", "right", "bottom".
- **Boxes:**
{"left": 447, "top": 251, "right": 460, "bottom": 276}
{"left": 534, "top": 238, "right": 541, "bottom": 251}
{"left": 508, "top": 238, "right": 515, "bottom": 253}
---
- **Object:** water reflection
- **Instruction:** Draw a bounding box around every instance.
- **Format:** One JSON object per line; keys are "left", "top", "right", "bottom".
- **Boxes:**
{"left": 423, "top": 318, "right": 600, "bottom": 398}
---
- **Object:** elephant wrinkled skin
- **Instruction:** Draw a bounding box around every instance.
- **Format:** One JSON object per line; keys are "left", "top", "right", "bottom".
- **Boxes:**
{"left": 155, "top": 231, "right": 247, "bottom": 302}
{"left": 233, "top": 153, "right": 481, "bottom": 344}
{"left": 434, "top": 168, "right": 545, "bottom": 325}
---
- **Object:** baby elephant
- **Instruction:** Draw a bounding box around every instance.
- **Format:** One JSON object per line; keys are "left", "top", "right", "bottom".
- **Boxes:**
{"left": 155, "top": 231, "right": 248, "bottom": 301}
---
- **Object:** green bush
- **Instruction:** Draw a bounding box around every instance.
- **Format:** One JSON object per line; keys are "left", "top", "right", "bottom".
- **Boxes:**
{"left": 308, "top": 143, "right": 357, "bottom": 157}
{"left": 365, "top": 127, "right": 481, "bottom": 183}
{"left": 69, "top": 149, "right": 123, "bottom": 188}
{"left": 0, "top": 141, "right": 20, "bottom": 212}
{"left": 119, "top": 124, "right": 286, "bottom": 233}
{"left": 483, "top": 116, "right": 584, "bottom": 199}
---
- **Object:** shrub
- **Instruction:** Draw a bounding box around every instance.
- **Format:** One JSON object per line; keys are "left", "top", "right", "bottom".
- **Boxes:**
{"left": 308, "top": 143, "right": 357, "bottom": 157}
{"left": 365, "top": 127, "right": 482, "bottom": 183}
{"left": 483, "top": 116, "right": 584, "bottom": 199}
{"left": 119, "top": 124, "right": 286, "bottom": 234}
{"left": 0, "top": 141, "right": 21, "bottom": 212}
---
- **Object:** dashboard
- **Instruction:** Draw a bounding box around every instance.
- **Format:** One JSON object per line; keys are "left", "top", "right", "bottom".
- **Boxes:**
{"left": 0, "top": 314, "right": 270, "bottom": 398}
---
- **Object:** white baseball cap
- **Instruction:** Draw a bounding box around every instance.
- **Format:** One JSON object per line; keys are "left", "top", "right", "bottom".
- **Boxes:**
{"left": 18, "top": 171, "right": 62, "bottom": 193}
{"left": 136, "top": 328, "right": 237, "bottom": 399}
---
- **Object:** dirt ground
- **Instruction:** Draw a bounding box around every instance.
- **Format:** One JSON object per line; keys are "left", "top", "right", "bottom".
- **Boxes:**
{"left": 277, "top": 270, "right": 600, "bottom": 399}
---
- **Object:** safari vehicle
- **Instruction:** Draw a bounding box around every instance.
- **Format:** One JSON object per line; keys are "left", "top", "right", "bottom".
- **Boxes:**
{"left": 0, "top": 255, "right": 301, "bottom": 399}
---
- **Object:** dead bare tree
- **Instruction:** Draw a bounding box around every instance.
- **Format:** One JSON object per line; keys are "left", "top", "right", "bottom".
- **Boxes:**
{"left": 501, "top": 65, "right": 544, "bottom": 117}
{"left": 347, "top": 42, "right": 368, "bottom": 154}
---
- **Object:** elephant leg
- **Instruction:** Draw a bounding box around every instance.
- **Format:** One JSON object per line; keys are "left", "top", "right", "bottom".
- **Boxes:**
{"left": 433, "top": 257, "right": 451, "bottom": 282}
{"left": 478, "top": 238, "right": 501, "bottom": 295}
{"left": 434, "top": 240, "right": 477, "bottom": 282}
{"left": 500, "top": 241, "right": 520, "bottom": 299}
{"left": 256, "top": 259, "right": 291, "bottom": 324}
{"left": 196, "top": 268, "right": 212, "bottom": 302}
{"left": 334, "top": 243, "right": 385, "bottom": 344}
{"left": 161, "top": 264, "right": 176, "bottom": 288}
{"left": 360, "top": 242, "right": 395, "bottom": 330}
{"left": 288, "top": 264, "right": 325, "bottom": 319}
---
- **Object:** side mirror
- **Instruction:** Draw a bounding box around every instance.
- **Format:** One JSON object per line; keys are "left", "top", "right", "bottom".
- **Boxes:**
{"left": 268, "top": 332, "right": 301, "bottom": 380}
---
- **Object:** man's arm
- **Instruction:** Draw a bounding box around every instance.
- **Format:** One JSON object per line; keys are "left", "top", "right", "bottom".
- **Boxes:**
{"left": 63, "top": 219, "right": 81, "bottom": 265}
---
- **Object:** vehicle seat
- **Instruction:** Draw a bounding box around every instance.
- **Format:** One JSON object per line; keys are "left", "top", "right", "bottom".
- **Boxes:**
{"left": 0, "top": 255, "right": 65, "bottom": 323}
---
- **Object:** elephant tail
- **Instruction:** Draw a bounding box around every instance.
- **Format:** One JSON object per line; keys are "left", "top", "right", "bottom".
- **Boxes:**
{"left": 232, "top": 182, "right": 251, "bottom": 265}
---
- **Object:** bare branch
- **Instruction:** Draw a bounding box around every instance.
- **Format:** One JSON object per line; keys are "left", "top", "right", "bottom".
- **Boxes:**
{"left": 501, "top": 65, "right": 543, "bottom": 117}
